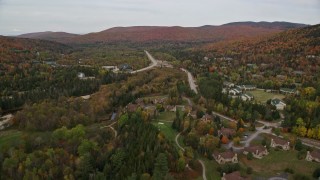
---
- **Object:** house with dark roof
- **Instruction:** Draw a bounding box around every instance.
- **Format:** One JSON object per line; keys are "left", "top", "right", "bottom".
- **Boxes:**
{"left": 221, "top": 171, "right": 248, "bottom": 180}
{"left": 201, "top": 114, "right": 213, "bottom": 122}
{"left": 271, "top": 137, "right": 290, "bottom": 150}
{"left": 306, "top": 150, "right": 320, "bottom": 163}
{"left": 243, "top": 145, "right": 269, "bottom": 159}
{"left": 218, "top": 128, "right": 236, "bottom": 137}
{"left": 118, "top": 64, "right": 132, "bottom": 71}
{"left": 126, "top": 103, "right": 139, "bottom": 113}
{"left": 213, "top": 151, "right": 238, "bottom": 164}
{"left": 271, "top": 98, "right": 286, "bottom": 110}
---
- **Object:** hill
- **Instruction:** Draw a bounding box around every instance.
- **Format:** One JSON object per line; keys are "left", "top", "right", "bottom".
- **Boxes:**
{"left": 0, "top": 36, "right": 71, "bottom": 63}
{"left": 17, "top": 31, "right": 79, "bottom": 43}
{"left": 200, "top": 24, "right": 320, "bottom": 73}
{"left": 17, "top": 22, "right": 307, "bottom": 44}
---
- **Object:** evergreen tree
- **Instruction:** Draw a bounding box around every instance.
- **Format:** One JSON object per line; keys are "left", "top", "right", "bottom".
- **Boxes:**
{"left": 153, "top": 153, "right": 168, "bottom": 180}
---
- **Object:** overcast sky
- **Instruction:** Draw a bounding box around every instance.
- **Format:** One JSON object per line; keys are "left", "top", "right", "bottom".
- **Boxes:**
{"left": 0, "top": 0, "right": 319, "bottom": 35}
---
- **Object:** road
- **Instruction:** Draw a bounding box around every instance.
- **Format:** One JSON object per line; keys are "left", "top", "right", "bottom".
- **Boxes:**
{"left": 101, "top": 121, "right": 117, "bottom": 137}
{"left": 211, "top": 111, "right": 236, "bottom": 123}
{"left": 131, "top": 51, "right": 158, "bottom": 74}
{"left": 175, "top": 132, "right": 185, "bottom": 152}
{"left": 175, "top": 132, "right": 207, "bottom": 180}
{"left": 180, "top": 68, "right": 198, "bottom": 94}
{"left": 198, "top": 160, "right": 207, "bottom": 180}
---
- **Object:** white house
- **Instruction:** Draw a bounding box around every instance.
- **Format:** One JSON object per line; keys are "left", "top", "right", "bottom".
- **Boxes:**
{"left": 271, "top": 137, "right": 290, "bottom": 150}
{"left": 77, "top": 72, "right": 85, "bottom": 79}
{"left": 229, "top": 88, "right": 242, "bottom": 96}
{"left": 236, "top": 85, "right": 256, "bottom": 91}
{"left": 271, "top": 98, "right": 286, "bottom": 110}
{"left": 223, "top": 82, "right": 235, "bottom": 88}
{"left": 241, "top": 93, "right": 254, "bottom": 101}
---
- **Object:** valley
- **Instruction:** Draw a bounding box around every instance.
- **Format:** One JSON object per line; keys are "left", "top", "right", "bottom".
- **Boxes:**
{"left": 0, "top": 22, "right": 320, "bottom": 180}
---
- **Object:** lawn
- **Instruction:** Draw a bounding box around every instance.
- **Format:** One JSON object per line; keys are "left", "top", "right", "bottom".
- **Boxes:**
{"left": 156, "top": 111, "right": 176, "bottom": 122}
{"left": 250, "top": 90, "right": 285, "bottom": 103}
{"left": 152, "top": 121, "right": 177, "bottom": 142}
{"left": 0, "top": 130, "right": 23, "bottom": 152}
{"left": 199, "top": 158, "right": 222, "bottom": 180}
{"left": 240, "top": 149, "right": 319, "bottom": 179}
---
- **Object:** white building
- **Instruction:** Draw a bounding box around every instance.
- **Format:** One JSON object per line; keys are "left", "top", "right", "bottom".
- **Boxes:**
{"left": 271, "top": 99, "right": 286, "bottom": 110}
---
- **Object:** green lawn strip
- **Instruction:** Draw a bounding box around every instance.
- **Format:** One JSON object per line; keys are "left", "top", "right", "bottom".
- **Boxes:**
{"left": 250, "top": 90, "right": 285, "bottom": 103}
{"left": 152, "top": 121, "right": 177, "bottom": 142}
{"left": 199, "top": 157, "right": 221, "bottom": 180}
{"left": 157, "top": 111, "right": 176, "bottom": 122}
{"left": 241, "top": 149, "right": 318, "bottom": 179}
{"left": 0, "top": 130, "right": 23, "bottom": 152}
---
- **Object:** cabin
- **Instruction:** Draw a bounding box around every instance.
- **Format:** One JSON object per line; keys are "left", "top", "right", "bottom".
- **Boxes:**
{"left": 271, "top": 98, "right": 286, "bottom": 110}
{"left": 213, "top": 151, "right": 238, "bottom": 164}
{"left": 270, "top": 137, "right": 290, "bottom": 150}
{"left": 306, "top": 150, "right": 320, "bottom": 163}
{"left": 243, "top": 145, "right": 269, "bottom": 159}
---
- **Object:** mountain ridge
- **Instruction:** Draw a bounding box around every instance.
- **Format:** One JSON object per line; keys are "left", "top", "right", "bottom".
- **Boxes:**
{"left": 16, "top": 21, "right": 308, "bottom": 44}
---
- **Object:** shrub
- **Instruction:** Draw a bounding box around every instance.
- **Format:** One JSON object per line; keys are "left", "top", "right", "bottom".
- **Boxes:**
{"left": 313, "top": 168, "right": 320, "bottom": 179}
{"left": 247, "top": 152, "right": 253, "bottom": 160}
{"left": 297, "top": 149, "right": 307, "bottom": 160}
{"left": 295, "top": 139, "right": 303, "bottom": 151}
{"left": 293, "top": 174, "right": 309, "bottom": 180}
{"left": 284, "top": 168, "right": 294, "bottom": 174}
{"left": 246, "top": 167, "right": 253, "bottom": 174}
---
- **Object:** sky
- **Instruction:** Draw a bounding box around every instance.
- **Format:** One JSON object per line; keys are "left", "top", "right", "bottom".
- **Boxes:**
{"left": 0, "top": 0, "right": 319, "bottom": 35}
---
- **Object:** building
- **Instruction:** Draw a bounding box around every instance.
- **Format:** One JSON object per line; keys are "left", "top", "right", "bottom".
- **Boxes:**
{"left": 243, "top": 145, "right": 269, "bottom": 159}
{"left": 126, "top": 103, "right": 139, "bottom": 113}
{"left": 201, "top": 114, "right": 213, "bottom": 122}
{"left": 213, "top": 151, "right": 238, "bottom": 164}
{"left": 271, "top": 137, "right": 290, "bottom": 150}
{"left": 229, "top": 88, "right": 242, "bottom": 96}
{"left": 280, "top": 88, "right": 297, "bottom": 95}
{"left": 236, "top": 85, "right": 256, "bottom": 91}
{"left": 271, "top": 99, "right": 286, "bottom": 110}
{"left": 241, "top": 93, "right": 254, "bottom": 101}
{"left": 218, "top": 128, "right": 236, "bottom": 137}
{"left": 223, "top": 82, "right": 235, "bottom": 88}
{"left": 77, "top": 72, "right": 85, "bottom": 79}
{"left": 118, "top": 64, "right": 132, "bottom": 71}
{"left": 221, "top": 171, "right": 247, "bottom": 180}
{"left": 306, "top": 150, "right": 320, "bottom": 163}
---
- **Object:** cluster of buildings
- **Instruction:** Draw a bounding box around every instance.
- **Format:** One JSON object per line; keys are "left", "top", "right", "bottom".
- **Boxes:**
{"left": 125, "top": 97, "right": 192, "bottom": 118}
{"left": 223, "top": 82, "right": 289, "bottom": 110}
{"left": 223, "top": 82, "right": 256, "bottom": 102}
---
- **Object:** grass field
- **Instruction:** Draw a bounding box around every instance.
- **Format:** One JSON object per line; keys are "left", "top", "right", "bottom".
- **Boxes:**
{"left": 0, "top": 130, "right": 23, "bottom": 152}
{"left": 156, "top": 111, "right": 176, "bottom": 122}
{"left": 250, "top": 90, "right": 285, "bottom": 103}
{"left": 152, "top": 121, "right": 177, "bottom": 142}
{"left": 200, "top": 158, "right": 222, "bottom": 180}
{"left": 240, "top": 149, "right": 318, "bottom": 179}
